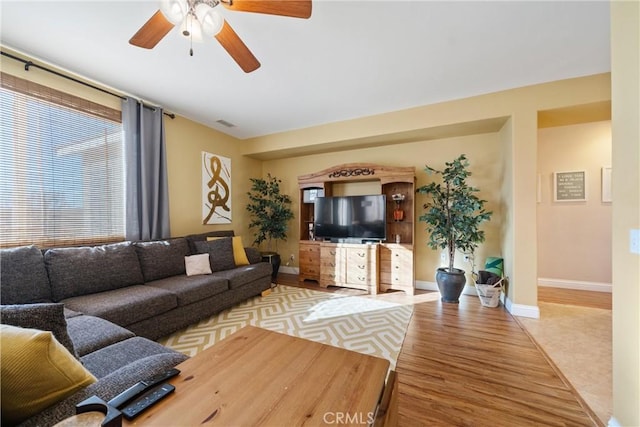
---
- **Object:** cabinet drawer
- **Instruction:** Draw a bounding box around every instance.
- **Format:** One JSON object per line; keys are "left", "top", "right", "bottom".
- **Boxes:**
{"left": 299, "top": 242, "right": 320, "bottom": 254}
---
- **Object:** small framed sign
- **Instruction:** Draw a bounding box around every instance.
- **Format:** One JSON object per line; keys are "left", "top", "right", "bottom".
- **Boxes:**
{"left": 554, "top": 170, "right": 587, "bottom": 202}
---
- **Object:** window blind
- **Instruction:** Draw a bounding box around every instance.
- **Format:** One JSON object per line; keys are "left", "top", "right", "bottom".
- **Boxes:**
{"left": 0, "top": 73, "right": 125, "bottom": 248}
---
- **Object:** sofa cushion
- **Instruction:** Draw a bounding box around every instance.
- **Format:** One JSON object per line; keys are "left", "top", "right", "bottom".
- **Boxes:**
{"left": 184, "top": 254, "right": 212, "bottom": 276}
{"left": 212, "top": 262, "right": 273, "bottom": 289}
{"left": 21, "top": 351, "right": 188, "bottom": 427}
{"left": 45, "top": 242, "right": 145, "bottom": 301}
{"left": 185, "top": 230, "right": 234, "bottom": 254}
{"left": 145, "top": 275, "right": 229, "bottom": 306}
{"left": 0, "top": 245, "right": 52, "bottom": 304}
{"left": 80, "top": 337, "right": 184, "bottom": 379}
{"left": 133, "top": 238, "right": 190, "bottom": 282}
{"left": 66, "top": 315, "right": 135, "bottom": 357}
{"left": 61, "top": 285, "right": 177, "bottom": 327}
{"left": 0, "top": 303, "right": 77, "bottom": 358}
{"left": 195, "top": 238, "right": 236, "bottom": 272}
{"left": 0, "top": 324, "right": 96, "bottom": 426}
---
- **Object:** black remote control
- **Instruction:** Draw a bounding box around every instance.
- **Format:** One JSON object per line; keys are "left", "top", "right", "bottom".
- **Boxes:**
{"left": 121, "top": 383, "right": 176, "bottom": 420}
{"left": 108, "top": 368, "right": 180, "bottom": 409}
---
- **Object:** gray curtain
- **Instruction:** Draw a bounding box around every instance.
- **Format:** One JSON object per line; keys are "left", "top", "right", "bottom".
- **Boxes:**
{"left": 122, "top": 98, "right": 170, "bottom": 241}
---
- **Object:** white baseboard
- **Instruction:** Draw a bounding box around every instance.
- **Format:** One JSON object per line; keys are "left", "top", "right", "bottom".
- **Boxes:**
{"left": 504, "top": 297, "right": 540, "bottom": 318}
{"left": 538, "top": 277, "right": 612, "bottom": 293}
{"left": 279, "top": 266, "right": 298, "bottom": 275}
{"left": 415, "top": 280, "right": 477, "bottom": 295}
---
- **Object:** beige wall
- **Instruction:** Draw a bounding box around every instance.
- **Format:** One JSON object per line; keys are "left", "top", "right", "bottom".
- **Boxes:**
{"left": 611, "top": 1, "right": 640, "bottom": 425}
{"left": 263, "top": 132, "right": 504, "bottom": 285}
{"left": 537, "top": 121, "right": 612, "bottom": 284}
{"left": 164, "top": 116, "right": 262, "bottom": 242}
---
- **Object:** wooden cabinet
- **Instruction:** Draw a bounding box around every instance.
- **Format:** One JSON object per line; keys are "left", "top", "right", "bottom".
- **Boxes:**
{"left": 379, "top": 244, "right": 415, "bottom": 295}
{"left": 298, "top": 163, "right": 415, "bottom": 295}
{"left": 298, "top": 241, "right": 320, "bottom": 282}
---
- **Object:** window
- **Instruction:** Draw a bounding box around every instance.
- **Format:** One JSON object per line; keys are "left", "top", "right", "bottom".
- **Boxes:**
{"left": 0, "top": 73, "right": 124, "bottom": 248}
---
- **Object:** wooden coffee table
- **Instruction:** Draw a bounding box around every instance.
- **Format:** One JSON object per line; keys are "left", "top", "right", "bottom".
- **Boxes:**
{"left": 124, "top": 326, "right": 391, "bottom": 426}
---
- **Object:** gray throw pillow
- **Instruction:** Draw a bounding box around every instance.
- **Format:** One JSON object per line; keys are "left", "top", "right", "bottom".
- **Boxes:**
{"left": 0, "top": 303, "right": 78, "bottom": 359}
{"left": 134, "top": 238, "right": 190, "bottom": 282}
{"left": 194, "top": 238, "right": 236, "bottom": 272}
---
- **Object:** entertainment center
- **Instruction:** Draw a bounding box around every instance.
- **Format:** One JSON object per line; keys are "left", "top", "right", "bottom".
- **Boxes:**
{"left": 297, "top": 163, "right": 416, "bottom": 295}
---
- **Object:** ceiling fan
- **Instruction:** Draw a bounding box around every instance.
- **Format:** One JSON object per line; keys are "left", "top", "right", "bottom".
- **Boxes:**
{"left": 129, "top": 0, "right": 312, "bottom": 73}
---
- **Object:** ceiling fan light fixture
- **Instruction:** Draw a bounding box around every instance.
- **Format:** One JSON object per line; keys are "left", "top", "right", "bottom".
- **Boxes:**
{"left": 160, "top": 0, "right": 188, "bottom": 24}
{"left": 195, "top": 3, "right": 224, "bottom": 36}
{"left": 180, "top": 13, "right": 204, "bottom": 42}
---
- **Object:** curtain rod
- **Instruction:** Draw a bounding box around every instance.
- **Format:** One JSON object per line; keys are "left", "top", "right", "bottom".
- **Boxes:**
{"left": 1, "top": 50, "right": 175, "bottom": 119}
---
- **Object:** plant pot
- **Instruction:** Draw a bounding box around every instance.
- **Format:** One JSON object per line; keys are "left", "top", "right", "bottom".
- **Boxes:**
{"left": 261, "top": 252, "right": 281, "bottom": 282}
{"left": 435, "top": 267, "right": 467, "bottom": 303}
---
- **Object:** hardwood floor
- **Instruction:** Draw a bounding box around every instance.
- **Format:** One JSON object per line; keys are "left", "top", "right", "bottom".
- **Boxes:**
{"left": 538, "top": 286, "right": 612, "bottom": 310}
{"left": 279, "top": 274, "right": 601, "bottom": 426}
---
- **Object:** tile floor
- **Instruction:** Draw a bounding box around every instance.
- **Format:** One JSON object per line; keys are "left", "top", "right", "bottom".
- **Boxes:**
{"left": 517, "top": 301, "right": 612, "bottom": 425}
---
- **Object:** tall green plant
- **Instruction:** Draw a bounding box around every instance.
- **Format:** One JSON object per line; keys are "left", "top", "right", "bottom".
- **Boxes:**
{"left": 416, "top": 154, "right": 492, "bottom": 272}
{"left": 246, "top": 173, "right": 294, "bottom": 252}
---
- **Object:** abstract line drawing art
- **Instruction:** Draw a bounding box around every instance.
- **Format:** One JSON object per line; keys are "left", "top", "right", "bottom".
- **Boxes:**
{"left": 202, "top": 152, "right": 231, "bottom": 224}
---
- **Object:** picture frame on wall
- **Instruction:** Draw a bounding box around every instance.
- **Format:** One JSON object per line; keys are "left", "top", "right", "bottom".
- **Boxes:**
{"left": 554, "top": 170, "right": 587, "bottom": 202}
{"left": 601, "top": 166, "right": 612, "bottom": 203}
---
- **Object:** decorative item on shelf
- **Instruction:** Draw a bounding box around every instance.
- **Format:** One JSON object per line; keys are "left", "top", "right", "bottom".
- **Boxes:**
{"left": 417, "top": 154, "right": 492, "bottom": 303}
{"left": 308, "top": 223, "right": 315, "bottom": 241}
{"left": 392, "top": 193, "right": 405, "bottom": 221}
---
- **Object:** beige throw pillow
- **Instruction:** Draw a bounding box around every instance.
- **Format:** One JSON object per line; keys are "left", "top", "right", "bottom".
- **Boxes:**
{"left": 185, "top": 253, "right": 213, "bottom": 276}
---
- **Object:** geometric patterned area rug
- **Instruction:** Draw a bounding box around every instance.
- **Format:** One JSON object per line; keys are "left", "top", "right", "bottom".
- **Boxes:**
{"left": 159, "top": 285, "right": 414, "bottom": 369}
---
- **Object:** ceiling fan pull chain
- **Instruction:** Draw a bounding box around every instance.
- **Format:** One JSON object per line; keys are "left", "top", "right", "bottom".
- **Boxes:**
{"left": 189, "top": 13, "right": 194, "bottom": 56}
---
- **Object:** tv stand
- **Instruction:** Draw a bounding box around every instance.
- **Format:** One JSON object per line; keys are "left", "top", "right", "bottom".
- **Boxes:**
{"left": 297, "top": 163, "right": 415, "bottom": 295}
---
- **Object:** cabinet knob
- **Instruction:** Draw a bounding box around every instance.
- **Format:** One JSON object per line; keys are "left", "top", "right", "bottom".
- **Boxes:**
{"left": 357, "top": 253, "right": 365, "bottom": 258}
{"left": 358, "top": 265, "right": 365, "bottom": 270}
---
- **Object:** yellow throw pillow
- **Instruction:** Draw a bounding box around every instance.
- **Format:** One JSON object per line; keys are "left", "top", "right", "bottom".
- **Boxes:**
{"left": 0, "top": 324, "right": 97, "bottom": 425}
{"left": 207, "top": 236, "right": 250, "bottom": 266}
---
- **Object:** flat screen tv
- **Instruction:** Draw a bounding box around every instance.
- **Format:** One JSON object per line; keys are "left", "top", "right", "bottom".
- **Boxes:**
{"left": 313, "top": 195, "right": 386, "bottom": 241}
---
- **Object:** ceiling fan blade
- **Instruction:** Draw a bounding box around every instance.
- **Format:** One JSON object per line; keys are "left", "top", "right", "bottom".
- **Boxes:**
{"left": 215, "top": 20, "right": 261, "bottom": 73}
{"left": 222, "top": 0, "right": 312, "bottom": 19}
{"left": 129, "top": 10, "right": 175, "bottom": 49}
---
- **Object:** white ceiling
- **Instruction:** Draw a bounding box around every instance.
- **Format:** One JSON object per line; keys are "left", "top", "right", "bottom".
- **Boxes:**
{"left": 0, "top": 1, "right": 610, "bottom": 140}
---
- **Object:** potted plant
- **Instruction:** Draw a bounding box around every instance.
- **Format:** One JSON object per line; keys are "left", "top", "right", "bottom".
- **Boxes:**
{"left": 416, "top": 154, "right": 492, "bottom": 303}
{"left": 246, "top": 173, "right": 294, "bottom": 280}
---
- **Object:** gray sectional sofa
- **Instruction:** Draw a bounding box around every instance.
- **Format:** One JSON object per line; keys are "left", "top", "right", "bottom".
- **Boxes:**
{"left": 0, "top": 231, "right": 272, "bottom": 426}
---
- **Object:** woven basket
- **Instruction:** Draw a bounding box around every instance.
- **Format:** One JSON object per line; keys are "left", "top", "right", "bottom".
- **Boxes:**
{"left": 476, "top": 279, "right": 504, "bottom": 308}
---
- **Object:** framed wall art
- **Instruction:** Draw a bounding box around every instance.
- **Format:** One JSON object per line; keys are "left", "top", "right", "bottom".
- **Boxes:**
{"left": 554, "top": 170, "right": 587, "bottom": 202}
{"left": 202, "top": 152, "right": 232, "bottom": 224}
